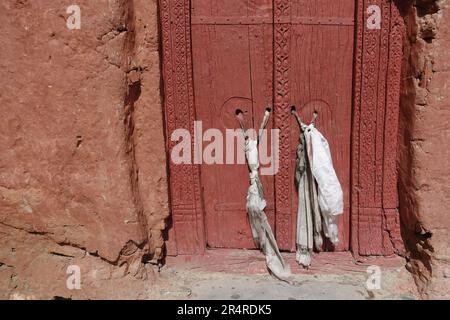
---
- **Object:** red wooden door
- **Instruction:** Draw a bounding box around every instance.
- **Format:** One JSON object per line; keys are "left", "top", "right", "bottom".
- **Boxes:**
{"left": 190, "top": 0, "right": 353, "bottom": 250}
{"left": 191, "top": 0, "right": 275, "bottom": 248}
{"left": 161, "top": 0, "right": 404, "bottom": 257}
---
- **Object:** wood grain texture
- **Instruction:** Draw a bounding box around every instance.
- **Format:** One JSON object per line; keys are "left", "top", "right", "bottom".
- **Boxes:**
{"left": 191, "top": 0, "right": 274, "bottom": 249}
{"left": 289, "top": 0, "right": 354, "bottom": 251}
{"left": 160, "top": 0, "right": 404, "bottom": 256}
{"left": 352, "top": 0, "right": 404, "bottom": 256}
{"left": 160, "top": 0, "right": 205, "bottom": 254}
{"left": 274, "top": 0, "right": 294, "bottom": 251}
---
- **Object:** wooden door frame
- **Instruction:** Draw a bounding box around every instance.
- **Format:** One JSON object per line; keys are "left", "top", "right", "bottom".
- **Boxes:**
{"left": 159, "top": 0, "right": 405, "bottom": 257}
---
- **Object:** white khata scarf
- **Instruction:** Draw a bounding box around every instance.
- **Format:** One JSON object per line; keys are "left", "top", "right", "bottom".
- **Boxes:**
{"left": 292, "top": 109, "right": 343, "bottom": 267}
{"left": 237, "top": 109, "right": 291, "bottom": 281}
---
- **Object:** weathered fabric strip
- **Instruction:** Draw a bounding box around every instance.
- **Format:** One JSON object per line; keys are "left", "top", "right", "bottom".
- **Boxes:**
{"left": 241, "top": 111, "right": 291, "bottom": 281}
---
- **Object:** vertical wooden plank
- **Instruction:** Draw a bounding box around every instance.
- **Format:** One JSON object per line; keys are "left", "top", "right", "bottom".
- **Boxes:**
{"left": 289, "top": 0, "right": 354, "bottom": 251}
{"left": 274, "top": 0, "right": 294, "bottom": 251}
{"left": 383, "top": 2, "right": 403, "bottom": 211}
{"left": 193, "top": 1, "right": 253, "bottom": 248}
{"left": 191, "top": 0, "right": 275, "bottom": 249}
{"left": 185, "top": 0, "right": 207, "bottom": 254}
{"left": 359, "top": 0, "right": 380, "bottom": 209}
{"left": 375, "top": 0, "right": 391, "bottom": 206}
{"left": 249, "top": 0, "right": 275, "bottom": 230}
{"left": 160, "top": 0, "right": 178, "bottom": 256}
{"left": 351, "top": 0, "right": 364, "bottom": 257}
{"left": 382, "top": 2, "right": 405, "bottom": 255}
{"left": 357, "top": 0, "right": 384, "bottom": 255}
{"left": 353, "top": 0, "right": 404, "bottom": 256}
{"left": 159, "top": 0, "right": 205, "bottom": 254}
{"left": 376, "top": 0, "right": 393, "bottom": 255}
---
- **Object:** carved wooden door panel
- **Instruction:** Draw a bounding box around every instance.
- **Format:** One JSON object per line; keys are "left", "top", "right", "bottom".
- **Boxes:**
{"left": 191, "top": 0, "right": 275, "bottom": 248}
{"left": 191, "top": 0, "right": 353, "bottom": 251}
{"left": 282, "top": 0, "right": 355, "bottom": 251}
{"left": 160, "top": 0, "right": 404, "bottom": 256}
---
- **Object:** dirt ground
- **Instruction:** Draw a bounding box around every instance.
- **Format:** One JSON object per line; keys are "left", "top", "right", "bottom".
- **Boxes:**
{"left": 155, "top": 250, "right": 418, "bottom": 300}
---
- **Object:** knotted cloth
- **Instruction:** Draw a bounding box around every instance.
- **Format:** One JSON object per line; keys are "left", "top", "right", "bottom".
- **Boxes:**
{"left": 239, "top": 110, "right": 291, "bottom": 281}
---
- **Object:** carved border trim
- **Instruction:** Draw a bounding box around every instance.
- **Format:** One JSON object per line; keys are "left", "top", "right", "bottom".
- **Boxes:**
{"left": 352, "top": 0, "right": 404, "bottom": 256}
{"left": 159, "top": 0, "right": 205, "bottom": 254}
{"left": 274, "top": 0, "right": 294, "bottom": 251}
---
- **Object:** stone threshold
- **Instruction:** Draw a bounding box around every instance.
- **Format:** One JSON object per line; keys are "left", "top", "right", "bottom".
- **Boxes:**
{"left": 164, "top": 249, "right": 406, "bottom": 276}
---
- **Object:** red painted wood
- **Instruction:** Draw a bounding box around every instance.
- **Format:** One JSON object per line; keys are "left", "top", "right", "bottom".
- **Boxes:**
{"left": 165, "top": 249, "right": 406, "bottom": 275}
{"left": 351, "top": 0, "right": 404, "bottom": 256}
{"left": 288, "top": 0, "right": 355, "bottom": 251}
{"left": 351, "top": 0, "right": 363, "bottom": 258}
{"left": 191, "top": 0, "right": 274, "bottom": 249}
{"left": 160, "top": 0, "right": 404, "bottom": 256}
{"left": 383, "top": 3, "right": 403, "bottom": 211}
{"left": 273, "top": 0, "right": 294, "bottom": 251}
{"left": 382, "top": 3, "right": 405, "bottom": 255}
{"left": 160, "top": 0, "right": 205, "bottom": 254}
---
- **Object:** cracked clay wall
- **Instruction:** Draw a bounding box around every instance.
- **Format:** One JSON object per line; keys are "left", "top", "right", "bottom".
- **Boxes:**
{"left": 396, "top": 0, "right": 450, "bottom": 299}
{"left": 0, "top": 0, "right": 169, "bottom": 299}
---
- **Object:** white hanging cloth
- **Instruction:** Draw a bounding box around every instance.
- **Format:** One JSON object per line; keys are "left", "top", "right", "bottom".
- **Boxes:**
{"left": 295, "top": 129, "right": 322, "bottom": 266}
{"left": 304, "top": 123, "right": 343, "bottom": 245}
{"left": 239, "top": 110, "right": 291, "bottom": 281}
{"left": 293, "top": 111, "right": 343, "bottom": 267}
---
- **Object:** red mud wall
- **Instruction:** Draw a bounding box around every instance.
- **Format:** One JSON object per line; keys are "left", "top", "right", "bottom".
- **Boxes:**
{"left": 0, "top": 0, "right": 169, "bottom": 299}
{"left": 397, "top": 0, "right": 450, "bottom": 298}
